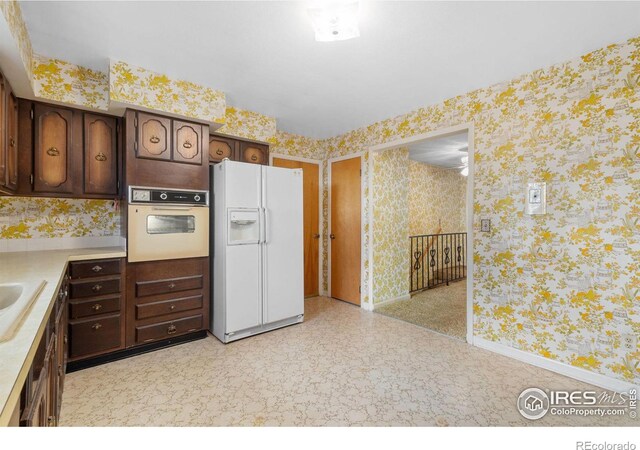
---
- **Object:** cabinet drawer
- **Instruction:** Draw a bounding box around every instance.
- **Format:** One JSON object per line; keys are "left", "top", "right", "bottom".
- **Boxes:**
{"left": 69, "top": 295, "right": 120, "bottom": 319}
{"left": 69, "top": 277, "right": 120, "bottom": 299}
{"left": 135, "top": 275, "right": 202, "bottom": 297}
{"left": 69, "top": 314, "right": 121, "bottom": 359}
{"left": 135, "top": 315, "right": 202, "bottom": 344}
{"left": 136, "top": 295, "right": 203, "bottom": 320}
{"left": 70, "top": 259, "right": 121, "bottom": 279}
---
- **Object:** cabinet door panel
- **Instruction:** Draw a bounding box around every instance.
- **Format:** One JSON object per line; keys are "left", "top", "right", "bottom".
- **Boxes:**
{"left": 239, "top": 142, "right": 268, "bottom": 165}
{"left": 6, "top": 92, "right": 18, "bottom": 190}
{"left": 208, "top": 135, "right": 236, "bottom": 163}
{"left": 0, "top": 74, "right": 5, "bottom": 186}
{"left": 84, "top": 114, "right": 117, "bottom": 196}
{"left": 173, "top": 121, "right": 202, "bottom": 164}
{"left": 34, "top": 105, "right": 73, "bottom": 193}
{"left": 137, "top": 112, "right": 170, "bottom": 160}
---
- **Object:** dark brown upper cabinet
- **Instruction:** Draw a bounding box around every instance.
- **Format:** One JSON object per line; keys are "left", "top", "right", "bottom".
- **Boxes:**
{"left": 6, "top": 92, "right": 18, "bottom": 191}
{"left": 10, "top": 99, "right": 120, "bottom": 199}
{"left": 173, "top": 120, "right": 202, "bottom": 165}
{"left": 208, "top": 134, "right": 269, "bottom": 166}
{"left": 136, "top": 112, "right": 171, "bottom": 161}
{"left": 84, "top": 113, "right": 118, "bottom": 196}
{"left": 239, "top": 141, "right": 269, "bottom": 165}
{"left": 0, "top": 71, "right": 18, "bottom": 194}
{"left": 208, "top": 135, "right": 237, "bottom": 163}
{"left": 125, "top": 109, "right": 209, "bottom": 190}
{"left": 33, "top": 104, "right": 75, "bottom": 194}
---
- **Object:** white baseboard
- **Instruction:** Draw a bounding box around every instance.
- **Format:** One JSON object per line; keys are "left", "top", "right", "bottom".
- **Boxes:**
{"left": 372, "top": 293, "right": 410, "bottom": 310}
{"left": 474, "top": 337, "right": 639, "bottom": 393}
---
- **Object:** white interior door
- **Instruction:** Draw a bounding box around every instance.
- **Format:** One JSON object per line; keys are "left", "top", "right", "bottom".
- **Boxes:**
{"left": 262, "top": 165, "right": 304, "bottom": 324}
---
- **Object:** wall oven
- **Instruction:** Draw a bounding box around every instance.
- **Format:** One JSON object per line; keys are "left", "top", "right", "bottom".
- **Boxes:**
{"left": 127, "top": 186, "right": 209, "bottom": 262}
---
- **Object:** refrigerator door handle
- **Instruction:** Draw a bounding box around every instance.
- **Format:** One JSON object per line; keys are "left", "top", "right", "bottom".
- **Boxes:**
{"left": 263, "top": 208, "right": 269, "bottom": 244}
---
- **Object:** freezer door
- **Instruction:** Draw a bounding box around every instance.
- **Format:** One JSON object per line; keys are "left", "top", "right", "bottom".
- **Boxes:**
{"left": 223, "top": 161, "right": 263, "bottom": 334}
{"left": 226, "top": 241, "right": 262, "bottom": 332}
{"left": 226, "top": 161, "right": 262, "bottom": 208}
{"left": 262, "top": 165, "right": 304, "bottom": 324}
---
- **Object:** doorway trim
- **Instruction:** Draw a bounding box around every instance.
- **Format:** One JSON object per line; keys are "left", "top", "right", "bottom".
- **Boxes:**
{"left": 270, "top": 153, "right": 325, "bottom": 296}
{"left": 327, "top": 152, "right": 365, "bottom": 304}
{"left": 367, "top": 122, "right": 475, "bottom": 344}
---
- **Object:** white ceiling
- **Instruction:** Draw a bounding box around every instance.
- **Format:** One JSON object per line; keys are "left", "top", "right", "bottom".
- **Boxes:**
{"left": 19, "top": 1, "right": 640, "bottom": 138}
{"left": 408, "top": 131, "right": 468, "bottom": 169}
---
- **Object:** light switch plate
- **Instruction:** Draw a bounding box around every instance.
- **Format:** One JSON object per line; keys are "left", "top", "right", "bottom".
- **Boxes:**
{"left": 481, "top": 219, "right": 491, "bottom": 232}
{"left": 525, "top": 182, "right": 547, "bottom": 215}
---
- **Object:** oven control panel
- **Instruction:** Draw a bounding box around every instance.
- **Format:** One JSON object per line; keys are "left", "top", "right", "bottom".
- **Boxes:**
{"left": 129, "top": 186, "right": 208, "bottom": 206}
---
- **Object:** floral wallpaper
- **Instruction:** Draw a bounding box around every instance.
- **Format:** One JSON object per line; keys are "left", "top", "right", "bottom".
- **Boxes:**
{"left": 372, "top": 148, "right": 409, "bottom": 303}
{"left": 408, "top": 159, "right": 467, "bottom": 236}
{"left": 109, "top": 60, "right": 226, "bottom": 124}
{"left": 0, "top": 197, "right": 120, "bottom": 239}
{"left": 32, "top": 54, "right": 109, "bottom": 110}
{"left": 218, "top": 107, "right": 277, "bottom": 143}
{"left": 0, "top": 0, "right": 33, "bottom": 79}
{"left": 320, "top": 35, "right": 640, "bottom": 384}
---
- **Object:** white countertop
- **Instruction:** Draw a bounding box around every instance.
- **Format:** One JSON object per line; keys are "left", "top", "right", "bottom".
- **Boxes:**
{"left": 0, "top": 247, "right": 127, "bottom": 426}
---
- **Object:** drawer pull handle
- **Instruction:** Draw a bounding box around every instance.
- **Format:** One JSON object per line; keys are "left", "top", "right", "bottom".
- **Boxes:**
{"left": 92, "top": 323, "right": 102, "bottom": 331}
{"left": 92, "top": 303, "right": 102, "bottom": 311}
{"left": 95, "top": 152, "right": 107, "bottom": 162}
{"left": 250, "top": 154, "right": 258, "bottom": 162}
{"left": 168, "top": 283, "right": 176, "bottom": 289}
{"left": 183, "top": 140, "right": 193, "bottom": 149}
{"left": 47, "top": 416, "right": 54, "bottom": 425}
{"left": 92, "top": 284, "right": 102, "bottom": 292}
{"left": 169, "top": 305, "right": 176, "bottom": 310}
{"left": 91, "top": 265, "right": 103, "bottom": 272}
{"left": 149, "top": 135, "right": 161, "bottom": 144}
{"left": 46, "top": 147, "right": 60, "bottom": 157}
{"left": 216, "top": 149, "right": 223, "bottom": 156}
{"left": 167, "top": 324, "right": 177, "bottom": 335}
{"left": 9, "top": 138, "right": 15, "bottom": 147}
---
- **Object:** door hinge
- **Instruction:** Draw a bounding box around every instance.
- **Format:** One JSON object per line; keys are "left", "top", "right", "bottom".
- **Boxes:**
{"left": 134, "top": 141, "right": 138, "bottom": 152}
{"left": 134, "top": 116, "right": 138, "bottom": 128}
{"left": 359, "top": 285, "right": 361, "bottom": 293}
{"left": 117, "top": 180, "right": 120, "bottom": 191}
{"left": 30, "top": 108, "right": 34, "bottom": 120}
{"left": 30, "top": 174, "right": 34, "bottom": 185}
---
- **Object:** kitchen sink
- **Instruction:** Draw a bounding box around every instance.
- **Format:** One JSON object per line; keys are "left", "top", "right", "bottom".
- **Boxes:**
{"left": 0, "top": 281, "right": 46, "bottom": 342}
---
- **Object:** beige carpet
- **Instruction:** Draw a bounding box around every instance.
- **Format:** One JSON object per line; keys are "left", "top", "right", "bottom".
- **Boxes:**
{"left": 376, "top": 280, "right": 466, "bottom": 340}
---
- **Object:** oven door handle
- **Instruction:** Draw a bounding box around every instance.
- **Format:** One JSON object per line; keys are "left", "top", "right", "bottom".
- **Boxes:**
{"left": 151, "top": 206, "right": 194, "bottom": 211}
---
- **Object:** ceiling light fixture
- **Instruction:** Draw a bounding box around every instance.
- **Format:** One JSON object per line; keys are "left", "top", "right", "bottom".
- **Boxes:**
{"left": 308, "top": 1, "right": 360, "bottom": 42}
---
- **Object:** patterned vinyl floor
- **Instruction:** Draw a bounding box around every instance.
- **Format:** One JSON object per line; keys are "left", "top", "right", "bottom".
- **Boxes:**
{"left": 59, "top": 296, "right": 636, "bottom": 426}
{"left": 375, "top": 281, "right": 467, "bottom": 340}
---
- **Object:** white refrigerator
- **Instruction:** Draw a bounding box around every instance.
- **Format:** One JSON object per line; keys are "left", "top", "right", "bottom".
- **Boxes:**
{"left": 211, "top": 160, "right": 304, "bottom": 343}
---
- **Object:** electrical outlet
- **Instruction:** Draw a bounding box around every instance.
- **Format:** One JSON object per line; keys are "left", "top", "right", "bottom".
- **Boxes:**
{"left": 622, "top": 334, "right": 637, "bottom": 351}
{"left": 481, "top": 219, "right": 491, "bottom": 232}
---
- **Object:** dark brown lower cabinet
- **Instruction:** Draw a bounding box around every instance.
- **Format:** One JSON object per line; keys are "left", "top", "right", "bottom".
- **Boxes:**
{"left": 19, "top": 274, "right": 68, "bottom": 427}
{"left": 65, "top": 256, "right": 208, "bottom": 362}
{"left": 126, "top": 257, "right": 209, "bottom": 347}
{"left": 67, "top": 258, "right": 125, "bottom": 362}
